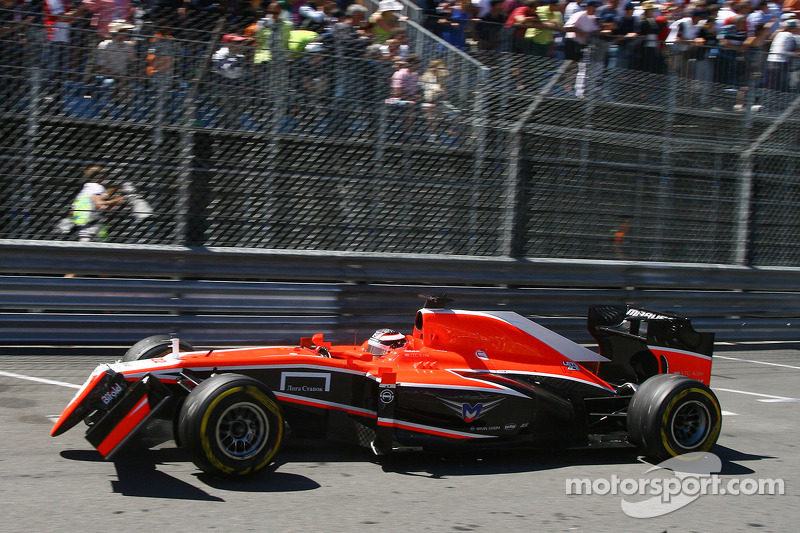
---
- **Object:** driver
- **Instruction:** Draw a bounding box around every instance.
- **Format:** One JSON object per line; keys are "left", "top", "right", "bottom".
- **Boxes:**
{"left": 366, "top": 329, "right": 407, "bottom": 357}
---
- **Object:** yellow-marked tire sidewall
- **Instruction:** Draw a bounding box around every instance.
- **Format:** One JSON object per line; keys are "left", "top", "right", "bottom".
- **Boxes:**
{"left": 180, "top": 375, "right": 284, "bottom": 479}
{"left": 659, "top": 387, "right": 721, "bottom": 458}
{"left": 199, "top": 386, "right": 283, "bottom": 476}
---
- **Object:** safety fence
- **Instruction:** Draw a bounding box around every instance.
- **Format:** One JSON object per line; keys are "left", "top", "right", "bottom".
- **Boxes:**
{"left": 2, "top": 15, "right": 800, "bottom": 267}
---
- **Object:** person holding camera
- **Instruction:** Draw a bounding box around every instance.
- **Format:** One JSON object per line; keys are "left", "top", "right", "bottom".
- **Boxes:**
{"left": 71, "top": 165, "right": 127, "bottom": 242}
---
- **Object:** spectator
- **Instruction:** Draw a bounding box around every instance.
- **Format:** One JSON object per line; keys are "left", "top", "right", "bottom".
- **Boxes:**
{"left": 502, "top": 0, "right": 524, "bottom": 18}
{"left": 44, "top": 0, "right": 81, "bottom": 81}
{"left": 380, "top": 36, "right": 409, "bottom": 61}
{"left": 1, "top": 0, "right": 27, "bottom": 111}
{"left": 388, "top": 53, "right": 422, "bottom": 103}
{"left": 562, "top": 0, "right": 600, "bottom": 95}
{"left": 254, "top": 1, "right": 293, "bottom": 66}
{"left": 436, "top": 0, "right": 471, "bottom": 50}
{"left": 95, "top": 19, "right": 136, "bottom": 106}
{"left": 505, "top": 0, "right": 540, "bottom": 54}
{"left": 525, "top": 0, "right": 565, "bottom": 57}
{"left": 718, "top": 14, "right": 754, "bottom": 109}
{"left": 636, "top": 0, "right": 666, "bottom": 73}
{"left": 420, "top": 58, "right": 450, "bottom": 138}
{"left": 82, "top": 0, "right": 127, "bottom": 34}
{"left": 766, "top": 18, "right": 800, "bottom": 92}
{"left": 695, "top": 13, "right": 718, "bottom": 105}
{"left": 331, "top": 3, "right": 371, "bottom": 133}
{"left": 370, "top": 0, "right": 404, "bottom": 43}
{"left": 476, "top": 0, "right": 507, "bottom": 52}
{"left": 747, "top": 0, "right": 770, "bottom": 36}
{"left": 145, "top": 13, "right": 175, "bottom": 78}
{"left": 666, "top": 8, "right": 707, "bottom": 78}
{"left": 613, "top": 1, "right": 640, "bottom": 69}
{"left": 598, "top": 0, "right": 625, "bottom": 20}
{"left": 298, "top": 0, "right": 334, "bottom": 33}
{"left": 212, "top": 33, "right": 254, "bottom": 128}
{"left": 564, "top": 0, "right": 582, "bottom": 20}
{"left": 386, "top": 53, "right": 422, "bottom": 137}
{"left": 563, "top": 0, "right": 599, "bottom": 61}
{"left": 764, "top": 0, "right": 783, "bottom": 37}
{"left": 71, "top": 165, "right": 127, "bottom": 242}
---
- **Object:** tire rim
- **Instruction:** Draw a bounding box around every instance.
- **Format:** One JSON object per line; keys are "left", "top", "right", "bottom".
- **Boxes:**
{"left": 670, "top": 399, "right": 711, "bottom": 450}
{"left": 216, "top": 401, "right": 269, "bottom": 460}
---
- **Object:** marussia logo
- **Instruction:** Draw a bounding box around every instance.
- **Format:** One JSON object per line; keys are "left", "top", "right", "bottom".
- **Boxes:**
{"left": 441, "top": 398, "right": 503, "bottom": 422}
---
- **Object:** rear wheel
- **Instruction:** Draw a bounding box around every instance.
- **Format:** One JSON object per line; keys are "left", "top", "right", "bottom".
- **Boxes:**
{"left": 627, "top": 374, "right": 722, "bottom": 461}
{"left": 177, "top": 373, "right": 284, "bottom": 479}
{"left": 123, "top": 335, "right": 195, "bottom": 362}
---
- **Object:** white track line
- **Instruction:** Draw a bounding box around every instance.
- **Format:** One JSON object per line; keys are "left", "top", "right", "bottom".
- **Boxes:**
{"left": 0, "top": 370, "right": 80, "bottom": 389}
{"left": 713, "top": 387, "right": 799, "bottom": 403}
{"left": 715, "top": 355, "right": 800, "bottom": 371}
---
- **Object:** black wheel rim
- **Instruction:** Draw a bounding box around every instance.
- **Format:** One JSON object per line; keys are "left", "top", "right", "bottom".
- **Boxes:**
{"left": 216, "top": 401, "right": 269, "bottom": 460}
{"left": 670, "top": 399, "right": 711, "bottom": 450}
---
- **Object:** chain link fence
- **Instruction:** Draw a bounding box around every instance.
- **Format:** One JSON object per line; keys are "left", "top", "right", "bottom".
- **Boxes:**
{"left": 2, "top": 9, "right": 800, "bottom": 267}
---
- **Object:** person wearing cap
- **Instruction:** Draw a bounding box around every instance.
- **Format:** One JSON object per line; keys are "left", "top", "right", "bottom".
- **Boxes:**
{"left": 95, "top": 19, "right": 136, "bottom": 107}
{"left": 370, "top": 0, "right": 405, "bottom": 43}
{"left": 96, "top": 20, "right": 136, "bottom": 79}
{"left": 561, "top": 0, "right": 600, "bottom": 94}
{"left": 636, "top": 0, "right": 667, "bottom": 73}
{"left": 612, "top": 1, "right": 640, "bottom": 68}
{"left": 766, "top": 16, "right": 800, "bottom": 91}
{"left": 212, "top": 33, "right": 254, "bottom": 129}
{"left": 563, "top": 0, "right": 600, "bottom": 54}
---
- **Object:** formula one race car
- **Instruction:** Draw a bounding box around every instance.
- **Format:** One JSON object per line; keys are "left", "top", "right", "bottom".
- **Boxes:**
{"left": 51, "top": 296, "right": 722, "bottom": 479}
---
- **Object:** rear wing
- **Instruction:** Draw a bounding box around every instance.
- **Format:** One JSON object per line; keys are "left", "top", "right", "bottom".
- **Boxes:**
{"left": 587, "top": 305, "right": 715, "bottom": 385}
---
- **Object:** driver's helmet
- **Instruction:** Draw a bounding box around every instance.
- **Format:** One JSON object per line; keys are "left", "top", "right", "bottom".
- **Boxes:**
{"left": 366, "top": 329, "right": 407, "bottom": 357}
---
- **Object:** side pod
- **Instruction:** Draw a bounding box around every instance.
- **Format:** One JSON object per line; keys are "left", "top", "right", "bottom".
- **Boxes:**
{"left": 588, "top": 305, "right": 715, "bottom": 386}
{"left": 86, "top": 374, "right": 173, "bottom": 459}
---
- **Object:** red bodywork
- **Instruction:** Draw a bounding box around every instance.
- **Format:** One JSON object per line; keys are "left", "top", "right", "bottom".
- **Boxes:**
{"left": 52, "top": 304, "right": 715, "bottom": 460}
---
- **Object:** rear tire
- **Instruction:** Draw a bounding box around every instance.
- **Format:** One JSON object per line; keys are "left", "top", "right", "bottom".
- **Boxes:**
{"left": 177, "top": 373, "right": 284, "bottom": 479}
{"left": 627, "top": 374, "right": 722, "bottom": 461}
{"left": 123, "top": 335, "right": 195, "bottom": 362}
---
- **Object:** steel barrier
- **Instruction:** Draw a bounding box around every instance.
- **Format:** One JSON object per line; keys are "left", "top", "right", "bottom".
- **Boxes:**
{"left": 1, "top": 241, "right": 798, "bottom": 346}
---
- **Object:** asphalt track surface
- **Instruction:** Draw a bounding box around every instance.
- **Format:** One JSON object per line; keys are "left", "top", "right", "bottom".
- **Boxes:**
{"left": 1, "top": 344, "right": 798, "bottom": 532}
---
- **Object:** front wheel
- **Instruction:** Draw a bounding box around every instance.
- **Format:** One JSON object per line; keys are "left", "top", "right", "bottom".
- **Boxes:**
{"left": 627, "top": 374, "right": 722, "bottom": 461}
{"left": 177, "top": 373, "right": 284, "bottom": 479}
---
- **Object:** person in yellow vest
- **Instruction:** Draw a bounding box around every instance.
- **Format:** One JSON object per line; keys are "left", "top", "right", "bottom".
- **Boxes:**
{"left": 525, "top": 0, "right": 565, "bottom": 57}
{"left": 71, "top": 166, "right": 127, "bottom": 241}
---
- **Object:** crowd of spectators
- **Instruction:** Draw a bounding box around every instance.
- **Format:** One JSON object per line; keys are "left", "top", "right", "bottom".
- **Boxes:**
{"left": 1, "top": 0, "right": 458, "bottom": 130}
{"left": 3, "top": 0, "right": 800, "bottom": 119}
{"left": 423, "top": 0, "right": 800, "bottom": 103}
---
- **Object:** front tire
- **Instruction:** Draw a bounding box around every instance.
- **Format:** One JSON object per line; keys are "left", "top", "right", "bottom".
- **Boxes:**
{"left": 178, "top": 374, "right": 284, "bottom": 479}
{"left": 123, "top": 334, "right": 195, "bottom": 362}
{"left": 627, "top": 374, "right": 722, "bottom": 461}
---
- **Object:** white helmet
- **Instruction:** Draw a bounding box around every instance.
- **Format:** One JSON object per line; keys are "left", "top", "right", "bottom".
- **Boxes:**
{"left": 366, "top": 329, "right": 406, "bottom": 357}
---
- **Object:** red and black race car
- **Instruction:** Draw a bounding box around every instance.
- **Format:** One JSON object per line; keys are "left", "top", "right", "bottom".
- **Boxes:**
{"left": 51, "top": 296, "right": 722, "bottom": 479}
